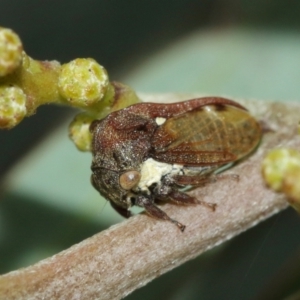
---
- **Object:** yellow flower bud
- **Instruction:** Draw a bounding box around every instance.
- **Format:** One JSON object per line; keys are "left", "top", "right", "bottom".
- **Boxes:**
{"left": 69, "top": 112, "right": 95, "bottom": 151}
{"left": 58, "top": 58, "right": 109, "bottom": 108}
{"left": 0, "top": 85, "right": 27, "bottom": 129}
{"left": 0, "top": 27, "right": 23, "bottom": 76}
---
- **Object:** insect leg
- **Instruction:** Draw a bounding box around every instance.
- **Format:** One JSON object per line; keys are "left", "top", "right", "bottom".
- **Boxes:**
{"left": 110, "top": 201, "right": 132, "bottom": 218}
{"left": 168, "top": 190, "right": 216, "bottom": 211}
{"left": 173, "top": 174, "right": 215, "bottom": 186}
{"left": 173, "top": 173, "right": 239, "bottom": 186}
{"left": 212, "top": 173, "right": 240, "bottom": 182}
{"left": 135, "top": 195, "right": 186, "bottom": 232}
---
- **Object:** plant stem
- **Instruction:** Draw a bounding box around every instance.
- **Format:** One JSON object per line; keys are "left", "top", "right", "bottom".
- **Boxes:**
{"left": 0, "top": 94, "right": 299, "bottom": 300}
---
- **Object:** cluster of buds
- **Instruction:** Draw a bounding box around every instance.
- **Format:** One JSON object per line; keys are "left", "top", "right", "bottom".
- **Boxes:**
{"left": 0, "top": 26, "right": 140, "bottom": 151}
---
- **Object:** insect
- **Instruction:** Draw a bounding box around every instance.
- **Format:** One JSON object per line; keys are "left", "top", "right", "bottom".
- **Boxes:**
{"left": 90, "top": 97, "right": 262, "bottom": 231}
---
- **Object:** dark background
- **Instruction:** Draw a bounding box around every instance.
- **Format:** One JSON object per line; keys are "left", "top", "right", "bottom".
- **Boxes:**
{"left": 1, "top": 1, "right": 300, "bottom": 299}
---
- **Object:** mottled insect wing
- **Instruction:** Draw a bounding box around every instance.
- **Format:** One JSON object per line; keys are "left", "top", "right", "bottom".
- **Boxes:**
{"left": 151, "top": 104, "right": 261, "bottom": 166}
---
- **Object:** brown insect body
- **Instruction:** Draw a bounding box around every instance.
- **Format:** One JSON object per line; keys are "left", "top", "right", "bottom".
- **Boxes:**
{"left": 91, "top": 97, "right": 261, "bottom": 231}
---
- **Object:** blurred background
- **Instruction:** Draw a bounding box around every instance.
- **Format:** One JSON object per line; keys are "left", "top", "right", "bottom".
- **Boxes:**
{"left": 1, "top": 0, "right": 300, "bottom": 299}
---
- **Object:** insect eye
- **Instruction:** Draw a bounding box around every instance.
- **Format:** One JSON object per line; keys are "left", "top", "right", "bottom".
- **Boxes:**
{"left": 119, "top": 171, "right": 141, "bottom": 190}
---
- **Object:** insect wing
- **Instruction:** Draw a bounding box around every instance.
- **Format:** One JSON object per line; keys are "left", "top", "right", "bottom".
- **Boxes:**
{"left": 151, "top": 105, "right": 261, "bottom": 166}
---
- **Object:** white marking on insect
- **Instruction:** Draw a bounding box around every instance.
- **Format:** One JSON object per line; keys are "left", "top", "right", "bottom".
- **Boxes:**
{"left": 155, "top": 117, "right": 166, "bottom": 125}
{"left": 137, "top": 158, "right": 182, "bottom": 192}
{"left": 136, "top": 158, "right": 220, "bottom": 193}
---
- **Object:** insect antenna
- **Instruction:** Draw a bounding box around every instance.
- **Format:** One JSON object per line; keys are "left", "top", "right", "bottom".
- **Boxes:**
{"left": 98, "top": 199, "right": 108, "bottom": 217}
